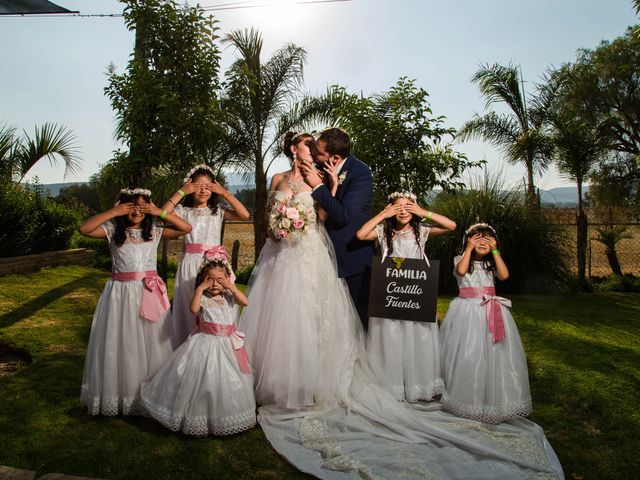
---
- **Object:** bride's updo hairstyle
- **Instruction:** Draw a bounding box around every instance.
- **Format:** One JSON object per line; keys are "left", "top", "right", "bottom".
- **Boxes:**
{"left": 282, "top": 131, "right": 315, "bottom": 163}
{"left": 113, "top": 187, "right": 154, "bottom": 247}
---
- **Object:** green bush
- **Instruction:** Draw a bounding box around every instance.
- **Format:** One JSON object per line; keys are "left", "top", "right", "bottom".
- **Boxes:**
{"left": 0, "top": 181, "right": 81, "bottom": 258}
{"left": 427, "top": 173, "right": 571, "bottom": 294}
{"left": 235, "top": 264, "right": 255, "bottom": 285}
{"left": 70, "top": 232, "right": 112, "bottom": 269}
{"left": 593, "top": 274, "right": 640, "bottom": 293}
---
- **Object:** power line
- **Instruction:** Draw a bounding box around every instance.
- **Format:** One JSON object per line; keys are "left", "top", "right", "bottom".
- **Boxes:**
{"left": 0, "top": 0, "right": 352, "bottom": 18}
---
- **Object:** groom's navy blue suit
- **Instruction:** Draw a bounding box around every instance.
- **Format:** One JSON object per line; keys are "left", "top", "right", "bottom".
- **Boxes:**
{"left": 312, "top": 154, "right": 374, "bottom": 329}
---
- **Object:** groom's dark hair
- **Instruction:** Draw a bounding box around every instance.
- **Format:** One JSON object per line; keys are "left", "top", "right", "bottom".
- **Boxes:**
{"left": 317, "top": 127, "right": 351, "bottom": 159}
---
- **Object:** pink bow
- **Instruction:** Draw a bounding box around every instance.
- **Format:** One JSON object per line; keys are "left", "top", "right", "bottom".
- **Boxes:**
{"left": 111, "top": 271, "right": 170, "bottom": 322}
{"left": 197, "top": 318, "right": 252, "bottom": 374}
{"left": 458, "top": 287, "right": 511, "bottom": 343}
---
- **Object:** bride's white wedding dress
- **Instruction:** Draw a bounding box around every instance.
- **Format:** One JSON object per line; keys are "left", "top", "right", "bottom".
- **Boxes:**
{"left": 239, "top": 191, "right": 564, "bottom": 480}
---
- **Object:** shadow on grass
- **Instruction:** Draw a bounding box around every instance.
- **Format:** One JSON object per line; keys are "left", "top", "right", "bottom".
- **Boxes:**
{"left": 0, "top": 271, "right": 106, "bottom": 329}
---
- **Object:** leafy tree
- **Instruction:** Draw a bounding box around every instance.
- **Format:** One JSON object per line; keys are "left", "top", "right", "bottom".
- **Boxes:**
{"left": 327, "top": 78, "right": 478, "bottom": 205}
{"left": 57, "top": 182, "right": 102, "bottom": 215}
{"left": 0, "top": 123, "right": 80, "bottom": 183}
{"left": 219, "top": 28, "right": 313, "bottom": 258}
{"left": 550, "top": 115, "right": 609, "bottom": 287}
{"left": 233, "top": 187, "right": 256, "bottom": 212}
{"left": 587, "top": 152, "right": 640, "bottom": 216}
{"left": 549, "top": 28, "right": 640, "bottom": 156}
{"left": 105, "top": 0, "right": 223, "bottom": 186}
{"left": 458, "top": 63, "right": 553, "bottom": 203}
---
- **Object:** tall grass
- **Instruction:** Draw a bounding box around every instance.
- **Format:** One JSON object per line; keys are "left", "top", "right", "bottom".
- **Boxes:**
{"left": 428, "top": 173, "right": 571, "bottom": 294}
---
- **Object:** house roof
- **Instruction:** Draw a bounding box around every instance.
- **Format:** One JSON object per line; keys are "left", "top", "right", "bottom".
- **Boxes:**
{"left": 0, "top": 0, "right": 76, "bottom": 15}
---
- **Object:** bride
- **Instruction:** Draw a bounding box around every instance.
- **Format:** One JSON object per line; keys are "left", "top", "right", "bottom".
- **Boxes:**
{"left": 239, "top": 132, "right": 564, "bottom": 479}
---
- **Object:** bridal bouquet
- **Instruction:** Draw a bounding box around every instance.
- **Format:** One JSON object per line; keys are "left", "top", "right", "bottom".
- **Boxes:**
{"left": 269, "top": 197, "right": 316, "bottom": 241}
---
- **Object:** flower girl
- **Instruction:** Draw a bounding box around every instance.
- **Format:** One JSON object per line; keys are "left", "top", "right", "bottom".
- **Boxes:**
{"left": 356, "top": 191, "right": 456, "bottom": 402}
{"left": 140, "top": 247, "right": 256, "bottom": 435}
{"left": 78, "top": 188, "right": 192, "bottom": 415}
{"left": 440, "top": 223, "right": 532, "bottom": 423}
{"left": 162, "top": 164, "right": 250, "bottom": 349}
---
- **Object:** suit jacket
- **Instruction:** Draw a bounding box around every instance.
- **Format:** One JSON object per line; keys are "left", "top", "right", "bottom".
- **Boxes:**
{"left": 312, "top": 154, "right": 374, "bottom": 278}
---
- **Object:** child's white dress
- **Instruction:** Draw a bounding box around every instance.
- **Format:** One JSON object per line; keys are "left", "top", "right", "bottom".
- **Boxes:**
{"left": 170, "top": 205, "right": 224, "bottom": 349}
{"left": 440, "top": 256, "right": 532, "bottom": 423}
{"left": 140, "top": 293, "right": 256, "bottom": 435}
{"left": 366, "top": 224, "right": 445, "bottom": 402}
{"left": 81, "top": 222, "right": 173, "bottom": 415}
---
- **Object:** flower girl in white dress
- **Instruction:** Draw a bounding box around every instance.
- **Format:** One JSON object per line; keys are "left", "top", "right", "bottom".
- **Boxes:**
{"left": 356, "top": 191, "right": 456, "bottom": 402}
{"left": 162, "top": 164, "right": 250, "bottom": 349}
{"left": 440, "top": 223, "right": 532, "bottom": 423}
{"left": 140, "top": 247, "right": 256, "bottom": 435}
{"left": 78, "top": 188, "right": 192, "bottom": 415}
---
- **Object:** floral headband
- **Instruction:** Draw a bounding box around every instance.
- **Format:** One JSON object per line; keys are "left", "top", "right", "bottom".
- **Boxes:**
{"left": 119, "top": 188, "right": 151, "bottom": 197}
{"left": 199, "top": 246, "right": 235, "bottom": 282}
{"left": 388, "top": 191, "right": 417, "bottom": 202}
{"left": 183, "top": 163, "right": 216, "bottom": 184}
{"left": 463, "top": 223, "right": 497, "bottom": 245}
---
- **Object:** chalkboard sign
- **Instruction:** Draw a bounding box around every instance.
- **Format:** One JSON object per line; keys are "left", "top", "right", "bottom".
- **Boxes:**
{"left": 368, "top": 256, "right": 439, "bottom": 322}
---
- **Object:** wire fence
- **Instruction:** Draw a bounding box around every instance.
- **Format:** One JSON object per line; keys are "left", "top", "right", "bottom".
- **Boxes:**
{"left": 168, "top": 209, "right": 640, "bottom": 277}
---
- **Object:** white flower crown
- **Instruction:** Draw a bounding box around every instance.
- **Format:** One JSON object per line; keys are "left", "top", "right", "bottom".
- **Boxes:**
{"left": 387, "top": 191, "right": 417, "bottom": 202}
{"left": 183, "top": 163, "right": 216, "bottom": 184}
{"left": 463, "top": 223, "right": 497, "bottom": 245}
{"left": 119, "top": 188, "right": 151, "bottom": 197}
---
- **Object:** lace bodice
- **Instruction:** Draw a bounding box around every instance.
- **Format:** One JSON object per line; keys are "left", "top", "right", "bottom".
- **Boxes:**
{"left": 200, "top": 294, "right": 237, "bottom": 326}
{"left": 102, "top": 221, "right": 162, "bottom": 273}
{"left": 453, "top": 255, "right": 495, "bottom": 289}
{"left": 375, "top": 224, "right": 430, "bottom": 260}
{"left": 174, "top": 204, "right": 224, "bottom": 245}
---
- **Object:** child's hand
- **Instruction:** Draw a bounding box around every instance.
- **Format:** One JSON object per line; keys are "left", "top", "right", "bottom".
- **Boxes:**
{"left": 139, "top": 202, "right": 163, "bottom": 217}
{"left": 197, "top": 277, "right": 214, "bottom": 291}
{"left": 217, "top": 276, "right": 236, "bottom": 293}
{"left": 404, "top": 202, "right": 425, "bottom": 217}
{"left": 112, "top": 203, "right": 134, "bottom": 216}
{"left": 466, "top": 233, "right": 483, "bottom": 251}
{"left": 180, "top": 180, "right": 197, "bottom": 195}
{"left": 381, "top": 203, "right": 403, "bottom": 219}
{"left": 207, "top": 180, "right": 229, "bottom": 197}
{"left": 486, "top": 236, "right": 498, "bottom": 250}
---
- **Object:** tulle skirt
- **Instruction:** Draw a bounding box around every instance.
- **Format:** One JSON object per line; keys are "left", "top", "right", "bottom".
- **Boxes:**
{"left": 440, "top": 297, "right": 532, "bottom": 423}
{"left": 81, "top": 280, "right": 173, "bottom": 415}
{"left": 239, "top": 227, "right": 360, "bottom": 410}
{"left": 139, "top": 332, "right": 256, "bottom": 436}
{"left": 170, "top": 252, "right": 202, "bottom": 349}
{"left": 367, "top": 317, "right": 444, "bottom": 401}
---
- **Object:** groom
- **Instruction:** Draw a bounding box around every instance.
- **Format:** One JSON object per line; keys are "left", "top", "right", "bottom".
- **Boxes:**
{"left": 301, "top": 127, "right": 374, "bottom": 329}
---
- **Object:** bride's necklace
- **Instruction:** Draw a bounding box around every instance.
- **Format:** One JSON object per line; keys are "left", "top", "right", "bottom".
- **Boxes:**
{"left": 287, "top": 172, "right": 305, "bottom": 194}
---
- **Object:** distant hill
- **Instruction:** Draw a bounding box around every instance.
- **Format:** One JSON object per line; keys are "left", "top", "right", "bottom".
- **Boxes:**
{"left": 35, "top": 180, "right": 588, "bottom": 207}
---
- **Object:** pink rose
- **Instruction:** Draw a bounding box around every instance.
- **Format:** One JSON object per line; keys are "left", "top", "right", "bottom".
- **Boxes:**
{"left": 293, "top": 219, "right": 304, "bottom": 229}
{"left": 277, "top": 203, "right": 287, "bottom": 214}
{"left": 285, "top": 207, "right": 300, "bottom": 220}
{"left": 277, "top": 229, "right": 287, "bottom": 239}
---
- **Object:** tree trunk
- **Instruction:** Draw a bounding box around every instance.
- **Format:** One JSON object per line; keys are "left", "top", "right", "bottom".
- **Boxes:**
{"left": 605, "top": 244, "right": 623, "bottom": 276}
{"left": 576, "top": 181, "right": 588, "bottom": 288}
{"left": 253, "top": 162, "right": 268, "bottom": 262}
{"left": 525, "top": 156, "right": 538, "bottom": 207}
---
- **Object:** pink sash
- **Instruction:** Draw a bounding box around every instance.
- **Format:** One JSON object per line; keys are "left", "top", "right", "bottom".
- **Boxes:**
{"left": 458, "top": 286, "right": 511, "bottom": 343}
{"left": 196, "top": 318, "right": 252, "bottom": 375}
{"left": 111, "top": 271, "right": 170, "bottom": 322}
{"left": 184, "top": 243, "right": 215, "bottom": 254}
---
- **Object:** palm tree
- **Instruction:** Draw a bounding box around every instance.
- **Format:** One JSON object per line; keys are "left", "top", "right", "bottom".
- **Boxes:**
{"left": 551, "top": 115, "right": 609, "bottom": 286}
{"left": 458, "top": 63, "right": 552, "bottom": 203}
{"left": 219, "top": 28, "right": 324, "bottom": 258}
{"left": 594, "top": 225, "right": 631, "bottom": 276}
{"left": 0, "top": 123, "right": 80, "bottom": 183}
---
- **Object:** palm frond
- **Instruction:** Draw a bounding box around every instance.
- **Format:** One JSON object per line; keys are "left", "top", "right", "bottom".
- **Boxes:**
{"left": 457, "top": 112, "right": 520, "bottom": 155}
{"left": 17, "top": 123, "right": 82, "bottom": 182}
{"left": 472, "top": 62, "right": 528, "bottom": 128}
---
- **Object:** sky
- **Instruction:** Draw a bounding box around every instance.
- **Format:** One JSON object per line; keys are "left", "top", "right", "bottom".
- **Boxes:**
{"left": 1, "top": 0, "right": 637, "bottom": 190}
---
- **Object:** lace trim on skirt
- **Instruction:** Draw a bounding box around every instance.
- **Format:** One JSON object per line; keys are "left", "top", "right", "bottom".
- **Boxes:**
{"left": 81, "top": 386, "right": 138, "bottom": 416}
{"left": 139, "top": 393, "right": 256, "bottom": 436}
{"left": 441, "top": 392, "right": 532, "bottom": 424}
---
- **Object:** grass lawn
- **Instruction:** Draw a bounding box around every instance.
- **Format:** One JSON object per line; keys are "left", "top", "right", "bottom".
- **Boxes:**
{"left": 1, "top": 265, "right": 638, "bottom": 479}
